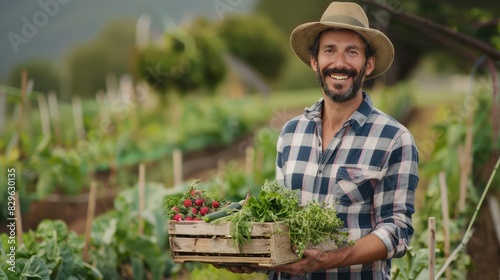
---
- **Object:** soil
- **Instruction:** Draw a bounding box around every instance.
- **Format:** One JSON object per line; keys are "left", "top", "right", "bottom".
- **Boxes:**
{"left": 466, "top": 203, "right": 500, "bottom": 280}
{"left": 7, "top": 107, "right": 500, "bottom": 279}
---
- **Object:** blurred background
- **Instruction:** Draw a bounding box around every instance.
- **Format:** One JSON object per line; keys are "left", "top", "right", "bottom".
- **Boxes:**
{"left": 0, "top": 0, "right": 499, "bottom": 279}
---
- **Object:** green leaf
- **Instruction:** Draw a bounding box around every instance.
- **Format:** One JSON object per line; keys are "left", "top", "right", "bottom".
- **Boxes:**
{"left": 21, "top": 255, "right": 50, "bottom": 280}
{"left": 89, "top": 246, "right": 118, "bottom": 280}
{"left": 83, "top": 262, "right": 103, "bottom": 280}
{"left": 38, "top": 233, "right": 59, "bottom": 271}
{"left": 54, "top": 245, "right": 74, "bottom": 280}
{"left": 35, "top": 171, "right": 54, "bottom": 199}
{"left": 131, "top": 256, "right": 145, "bottom": 280}
{"left": 0, "top": 269, "right": 8, "bottom": 280}
{"left": 124, "top": 236, "right": 166, "bottom": 280}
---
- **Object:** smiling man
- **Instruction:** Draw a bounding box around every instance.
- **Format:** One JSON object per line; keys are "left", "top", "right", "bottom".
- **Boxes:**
{"left": 269, "top": 2, "right": 419, "bottom": 279}
{"left": 218, "top": 2, "right": 419, "bottom": 279}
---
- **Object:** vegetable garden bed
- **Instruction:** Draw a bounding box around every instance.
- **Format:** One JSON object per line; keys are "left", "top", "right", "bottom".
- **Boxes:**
{"left": 168, "top": 221, "right": 299, "bottom": 267}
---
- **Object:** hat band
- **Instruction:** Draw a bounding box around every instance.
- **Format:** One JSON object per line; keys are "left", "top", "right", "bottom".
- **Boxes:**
{"left": 321, "top": 15, "right": 366, "bottom": 28}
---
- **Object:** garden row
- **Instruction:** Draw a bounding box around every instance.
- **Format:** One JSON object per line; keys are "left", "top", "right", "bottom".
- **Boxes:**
{"left": 2, "top": 79, "right": 498, "bottom": 278}
{"left": 0, "top": 79, "right": 278, "bottom": 221}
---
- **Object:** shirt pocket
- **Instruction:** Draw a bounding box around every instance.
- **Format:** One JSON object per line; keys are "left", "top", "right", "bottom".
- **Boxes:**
{"left": 334, "top": 166, "right": 383, "bottom": 206}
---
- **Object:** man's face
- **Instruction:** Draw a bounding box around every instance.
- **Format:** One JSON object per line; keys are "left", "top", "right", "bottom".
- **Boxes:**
{"left": 310, "top": 30, "right": 375, "bottom": 103}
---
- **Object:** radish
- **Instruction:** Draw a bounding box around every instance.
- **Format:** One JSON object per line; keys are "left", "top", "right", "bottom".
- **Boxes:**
{"left": 195, "top": 198, "right": 204, "bottom": 207}
{"left": 183, "top": 199, "right": 193, "bottom": 207}
{"left": 200, "top": 206, "right": 210, "bottom": 216}
{"left": 173, "top": 213, "right": 183, "bottom": 221}
{"left": 211, "top": 201, "right": 220, "bottom": 208}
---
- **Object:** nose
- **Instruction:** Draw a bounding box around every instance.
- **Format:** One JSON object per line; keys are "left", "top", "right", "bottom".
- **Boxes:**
{"left": 331, "top": 52, "right": 348, "bottom": 69}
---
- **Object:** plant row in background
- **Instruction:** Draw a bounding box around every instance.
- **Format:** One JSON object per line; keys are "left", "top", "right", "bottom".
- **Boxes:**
{"left": 0, "top": 87, "right": 274, "bottom": 220}
{"left": 391, "top": 85, "right": 500, "bottom": 279}
{"left": 0, "top": 81, "right": 417, "bottom": 278}
{"left": 3, "top": 86, "right": 496, "bottom": 278}
{"left": 0, "top": 126, "right": 279, "bottom": 279}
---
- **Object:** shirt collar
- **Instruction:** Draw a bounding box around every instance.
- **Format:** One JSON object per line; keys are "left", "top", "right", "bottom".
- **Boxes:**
{"left": 304, "top": 92, "right": 374, "bottom": 134}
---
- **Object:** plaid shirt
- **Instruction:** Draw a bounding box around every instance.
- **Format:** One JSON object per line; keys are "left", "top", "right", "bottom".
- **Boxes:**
{"left": 270, "top": 93, "right": 419, "bottom": 280}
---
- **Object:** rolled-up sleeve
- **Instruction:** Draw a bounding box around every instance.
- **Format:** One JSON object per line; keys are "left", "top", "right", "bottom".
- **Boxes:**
{"left": 372, "top": 131, "right": 419, "bottom": 258}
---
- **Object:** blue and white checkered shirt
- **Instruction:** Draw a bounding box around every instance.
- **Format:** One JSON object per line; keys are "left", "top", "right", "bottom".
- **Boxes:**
{"left": 271, "top": 93, "right": 419, "bottom": 280}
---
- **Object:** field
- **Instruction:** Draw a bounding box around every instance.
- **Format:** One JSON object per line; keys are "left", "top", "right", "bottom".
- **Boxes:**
{"left": 1, "top": 74, "right": 499, "bottom": 279}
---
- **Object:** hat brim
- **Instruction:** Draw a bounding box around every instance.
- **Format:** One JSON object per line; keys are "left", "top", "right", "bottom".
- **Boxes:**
{"left": 290, "top": 22, "right": 394, "bottom": 79}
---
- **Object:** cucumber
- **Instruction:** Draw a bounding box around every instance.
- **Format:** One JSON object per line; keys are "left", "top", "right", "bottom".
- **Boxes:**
{"left": 203, "top": 201, "right": 243, "bottom": 222}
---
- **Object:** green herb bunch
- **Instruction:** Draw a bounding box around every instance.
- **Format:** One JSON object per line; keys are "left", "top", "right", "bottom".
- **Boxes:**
{"left": 223, "top": 180, "right": 350, "bottom": 257}
{"left": 287, "top": 201, "right": 351, "bottom": 257}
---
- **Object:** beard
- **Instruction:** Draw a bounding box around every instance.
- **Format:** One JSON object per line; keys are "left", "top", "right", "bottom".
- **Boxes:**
{"left": 315, "top": 62, "right": 367, "bottom": 103}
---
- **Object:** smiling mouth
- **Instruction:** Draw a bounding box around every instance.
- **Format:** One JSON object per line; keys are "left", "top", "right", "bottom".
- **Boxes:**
{"left": 329, "top": 74, "right": 349, "bottom": 81}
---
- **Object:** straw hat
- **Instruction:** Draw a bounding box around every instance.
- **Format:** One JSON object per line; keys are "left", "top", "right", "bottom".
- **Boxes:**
{"left": 290, "top": 2, "right": 394, "bottom": 79}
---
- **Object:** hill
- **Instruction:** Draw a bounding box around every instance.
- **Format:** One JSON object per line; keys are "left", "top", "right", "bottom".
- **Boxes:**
{"left": 0, "top": 0, "right": 256, "bottom": 83}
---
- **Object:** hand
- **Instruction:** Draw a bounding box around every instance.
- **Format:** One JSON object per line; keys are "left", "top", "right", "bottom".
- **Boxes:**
{"left": 212, "top": 263, "right": 257, "bottom": 274}
{"left": 270, "top": 248, "right": 326, "bottom": 276}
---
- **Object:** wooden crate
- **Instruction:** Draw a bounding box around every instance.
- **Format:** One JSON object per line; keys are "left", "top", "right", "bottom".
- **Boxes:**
{"left": 168, "top": 220, "right": 299, "bottom": 267}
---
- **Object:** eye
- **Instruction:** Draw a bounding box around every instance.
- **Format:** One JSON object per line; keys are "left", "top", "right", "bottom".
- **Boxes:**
{"left": 348, "top": 50, "right": 358, "bottom": 56}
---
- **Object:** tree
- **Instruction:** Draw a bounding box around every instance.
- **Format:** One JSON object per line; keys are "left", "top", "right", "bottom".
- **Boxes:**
{"left": 64, "top": 18, "right": 136, "bottom": 98}
{"left": 217, "top": 14, "right": 288, "bottom": 85}
{"left": 8, "top": 59, "right": 61, "bottom": 94}
{"left": 134, "top": 19, "right": 226, "bottom": 97}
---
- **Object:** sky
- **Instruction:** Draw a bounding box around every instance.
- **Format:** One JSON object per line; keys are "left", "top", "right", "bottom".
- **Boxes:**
{"left": 0, "top": 0, "right": 257, "bottom": 83}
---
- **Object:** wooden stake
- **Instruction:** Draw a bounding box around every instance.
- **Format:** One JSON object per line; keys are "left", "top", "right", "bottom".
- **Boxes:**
{"left": 217, "top": 159, "right": 226, "bottom": 178}
{"left": 72, "top": 95, "right": 86, "bottom": 140}
{"left": 138, "top": 163, "right": 146, "bottom": 235}
{"left": 24, "top": 79, "right": 34, "bottom": 142}
{"left": 458, "top": 102, "right": 474, "bottom": 215}
{"left": 48, "top": 91, "right": 62, "bottom": 145}
{"left": 256, "top": 150, "right": 264, "bottom": 174}
{"left": 83, "top": 182, "right": 97, "bottom": 262}
{"left": 37, "top": 94, "right": 51, "bottom": 136}
{"left": 428, "top": 217, "right": 436, "bottom": 280}
{"left": 95, "top": 90, "right": 106, "bottom": 119}
{"left": 438, "top": 172, "right": 452, "bottom": 280}
{"left": 15, "top": 71, "right": 27, "bottom": 151}
{"left": 245, "top": 146, "right": 254, "bottom": 175}
{"left": 14, "top": 192, "right": 23, "bottom": 245}
{"left": 173, "top": 149, "right": 183, "bottom": 186}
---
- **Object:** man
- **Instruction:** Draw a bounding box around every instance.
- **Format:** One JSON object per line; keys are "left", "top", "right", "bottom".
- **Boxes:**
{"left": 221, "top": 2, "right": 419, "bottom": 279}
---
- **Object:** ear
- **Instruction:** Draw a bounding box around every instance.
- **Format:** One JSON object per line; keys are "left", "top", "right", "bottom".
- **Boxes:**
{"left": 310, "top": 55, "right": 318, "bottom": 73}
{"left": 365, "top": 56, "right": 375, "bottom": 76}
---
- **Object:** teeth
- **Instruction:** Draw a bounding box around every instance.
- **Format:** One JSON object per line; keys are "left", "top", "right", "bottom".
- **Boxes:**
{"left": 329, "top": 74, "right": 348, "bottom": 80}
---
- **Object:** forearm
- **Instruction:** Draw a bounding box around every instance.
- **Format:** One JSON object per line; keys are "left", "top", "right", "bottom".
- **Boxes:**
{"left": 323, "top": 233, "right": 387, "bottom": 268}
{"left": 267, "top": 233, "right": 388, "bottom": 276}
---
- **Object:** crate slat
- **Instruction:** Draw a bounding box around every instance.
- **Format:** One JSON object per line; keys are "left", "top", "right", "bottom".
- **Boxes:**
{"left": 168, "top": 221, "right": 299, "bottom": 267}
{"left": 170, "top": 237, "right": 272, "bottom": 254}
{"left": 168, "top": 221, "right": 287, "bottom": 236}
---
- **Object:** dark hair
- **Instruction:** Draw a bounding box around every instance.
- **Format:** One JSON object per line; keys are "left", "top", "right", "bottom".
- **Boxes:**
{"left": 308, "top": 28, "right": 375, "bottom": 60}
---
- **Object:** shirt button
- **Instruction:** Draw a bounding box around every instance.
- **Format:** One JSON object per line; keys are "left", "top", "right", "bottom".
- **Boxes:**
{"left": 318, "top": 169, "right": 322, "bottom": 174}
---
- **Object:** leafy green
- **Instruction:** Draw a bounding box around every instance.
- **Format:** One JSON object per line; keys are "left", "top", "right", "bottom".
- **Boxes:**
{"left": 221, "top": 180, "right": 350, "bottom": 257}
{"left": 287, "top": 201, "right": 349, "bottom": 257}
{"left": 0, "top": 219, "right": 102, "bottom": 279}
{"left": 91, "top": 182, "right": 177, "bottom": 279}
